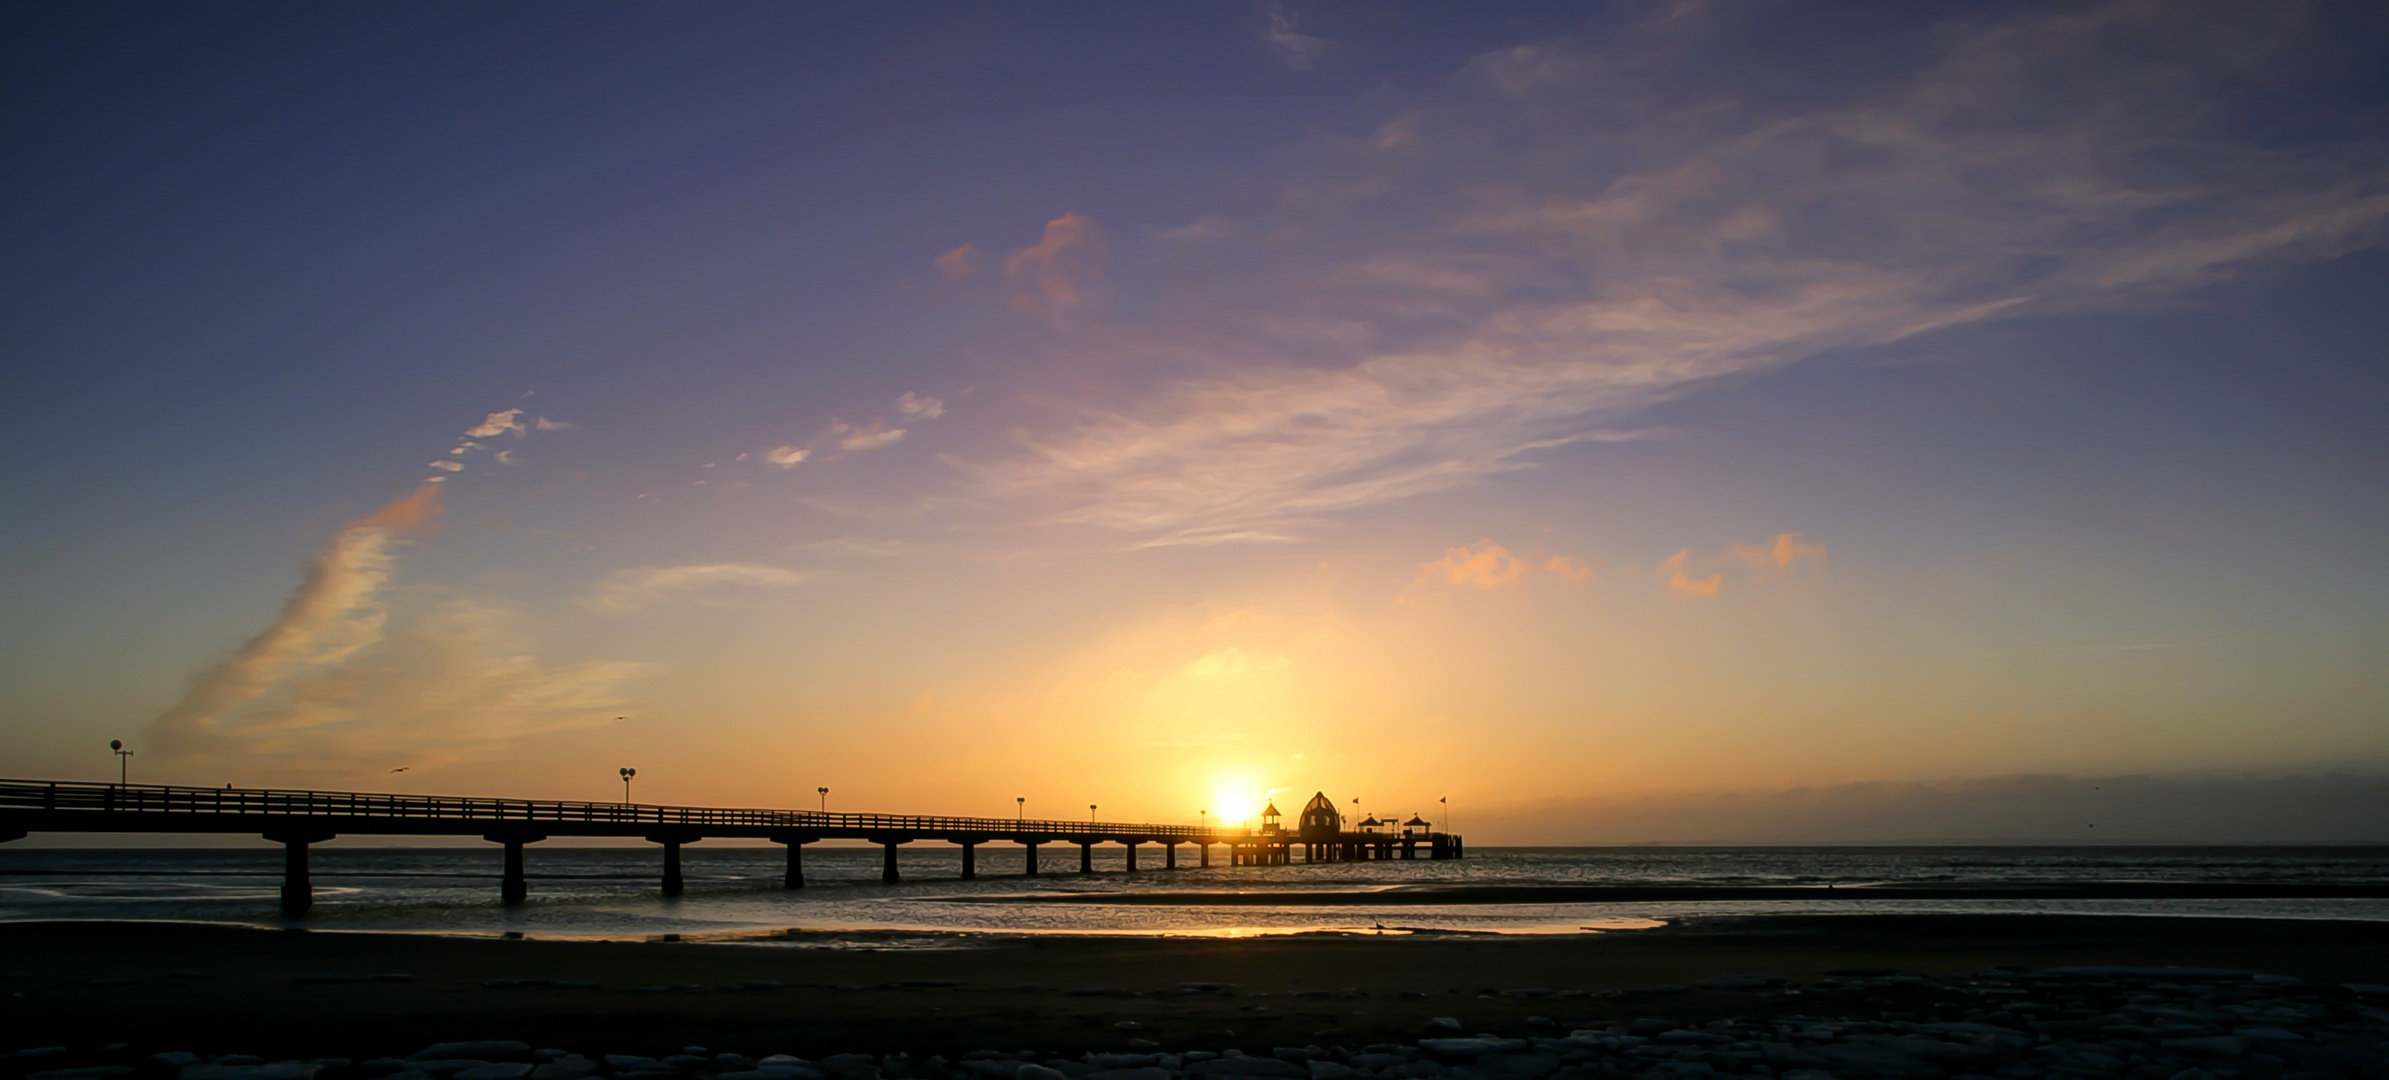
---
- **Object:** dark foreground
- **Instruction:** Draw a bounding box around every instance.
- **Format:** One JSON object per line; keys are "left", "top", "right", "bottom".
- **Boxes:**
{"left": 2, "top": 916, "right": 2386, "bottom": 1080}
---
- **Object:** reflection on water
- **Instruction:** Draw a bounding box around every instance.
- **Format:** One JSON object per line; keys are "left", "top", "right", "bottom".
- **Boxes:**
{"left": 2, "top": 845, "right": 2384, "bottom": 940}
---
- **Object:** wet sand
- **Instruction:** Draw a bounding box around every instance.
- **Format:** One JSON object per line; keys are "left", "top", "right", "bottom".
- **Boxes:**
{"left": 4, "top": 915, "right": 2387, "bottom": 1063}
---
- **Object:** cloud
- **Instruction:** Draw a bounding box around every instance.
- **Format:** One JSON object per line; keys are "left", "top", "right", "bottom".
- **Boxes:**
{"left": 1730, "top": 532, "right": 1828, "bottom": 573}
{"left": 1420, "top": 541, "right": 1528, "bottom": 588}
{"left": 833, "top": 419, "right": 907, "bottom": 452}
{"left": 147, "top": 486, "right": 432, "bottom": 758}
{"left": 533, "top": 415, "right": 573, "bottom": 432}
{"left": 1657, "top": 549, "right": 1721, "bottom": 598}
{"left": 1544, "top": 555, "right": 1594, "bottom": 584}
{"left": 1262, "top": 3, "right": 1334, "bottom": 71}
{"left": 970, "top": 2, "right": 2389, "bottom": 546}
{"left": 578, "top": 562, "right": 811, "bottom": 613}
{"left": 895, "top": 392, "right": 946, "bottom": 421}
{"left": 426, "top": 459, "right": 463, "bottom": 472}
{"left": 764, "top": 445, "right": 810, "bottom": 469}
{"left": 1004, "top": 212, "right": 1108, "bottom": 319}
{"left": 464, "top": 409, "right": 526, "bottom": 439}
{"left": 934, "top": 243, "right": 981, "bottom": 280}
{"left": 794, "top": 537, "right": 932, "bottom": 559}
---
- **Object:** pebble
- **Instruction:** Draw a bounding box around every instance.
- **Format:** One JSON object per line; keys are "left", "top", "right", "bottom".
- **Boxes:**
{"left": 411, "top": 1044, "right": 531, "bottom": 1062}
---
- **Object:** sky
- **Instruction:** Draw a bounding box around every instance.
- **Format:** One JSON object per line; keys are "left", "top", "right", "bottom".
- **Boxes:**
{"left": 3, "top": 0, "right": 2386, "bottom": 843}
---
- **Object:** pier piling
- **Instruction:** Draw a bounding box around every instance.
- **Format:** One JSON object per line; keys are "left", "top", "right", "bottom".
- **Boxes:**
{"left": 1078, "top": 841, "right": 1093, "bottom": 873}
{"left": 1125, "top": 841, "right": 1139, "bottom": 871}
{"left": 1023, "top": 840, "right": 1040, "bottom": 875}
{"left": 960, "top": 841, "right": 976, "bottom": 880}
{"left": 484, "top": 832, "right": 545, "bottom": 904}
{"left": 264, "top": 828, "right": 333, "bottom": 917}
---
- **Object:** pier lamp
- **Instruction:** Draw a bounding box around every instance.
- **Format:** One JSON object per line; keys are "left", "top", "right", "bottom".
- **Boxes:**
{"left": 818, "top": 786, "right": 829, "bottom": 813}
{"left": 619, "top": 767, "right": 635, "bottom": 803}
{"left": 1016, "top": 796, "right": 1024, "bottom": 823}
{"left": 109, "top": 740, "right": 133, "bottom": 785}
{"left": 1089, "top": 803, "right": 1097, "bottom": 823}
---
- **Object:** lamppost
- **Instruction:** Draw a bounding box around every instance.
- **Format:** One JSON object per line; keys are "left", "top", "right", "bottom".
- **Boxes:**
{"left": 619, "top": 767, "right": 635, "bottom": 803}
{"left": 1016, "top": 797, "right": 1025, "bottom": 824}
{"left": 109, "top": 740, "right": 132, "bottom": 785}
{"left": 1200, "top": 809, "right": 1208, "bottom": 834}
{"left": 817, "top": 786, "right": 829, "bottom": 813}
{"left": 1089, "top": 804, "right": 1097, "bottom": 823}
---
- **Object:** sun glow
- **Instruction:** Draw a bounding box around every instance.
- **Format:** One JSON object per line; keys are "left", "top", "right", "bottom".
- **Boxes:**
{"left": 1207, "top": 776, "right": 1273, "bottom": 830}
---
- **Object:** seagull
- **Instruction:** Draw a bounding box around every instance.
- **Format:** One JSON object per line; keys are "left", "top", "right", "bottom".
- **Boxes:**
{"left": 391, "top": 767, "right": 409, "bottom": 773}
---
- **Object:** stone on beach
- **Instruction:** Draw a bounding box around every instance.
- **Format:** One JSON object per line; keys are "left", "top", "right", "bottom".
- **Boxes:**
{"left": 411, "top": 1044, "right": 530, "bottom": 1063}
{"left": 453, "top": 1066, "right": 533, "bottom": 1080}
{"left": 31, "top": 1069, "right": 135, "bottom": 1080}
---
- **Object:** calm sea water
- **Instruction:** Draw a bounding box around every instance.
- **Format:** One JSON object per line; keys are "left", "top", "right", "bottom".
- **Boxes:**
{"left": 3, "top": 845, "right": 2385, "bottom": 942}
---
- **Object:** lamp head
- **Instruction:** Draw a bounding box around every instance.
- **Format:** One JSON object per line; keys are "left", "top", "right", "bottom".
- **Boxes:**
{"left": 110, "top": 740, "right": 122, "bottom": 751}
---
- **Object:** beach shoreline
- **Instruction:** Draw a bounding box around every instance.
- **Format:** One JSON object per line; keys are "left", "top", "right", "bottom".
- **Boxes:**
{"left": 5, "top": 914, "right": 2387, "bottom": 1065}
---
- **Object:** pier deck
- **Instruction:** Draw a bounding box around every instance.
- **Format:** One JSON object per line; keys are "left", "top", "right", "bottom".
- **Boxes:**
{"left": 0, "top": 779, "right": 1462, "bottom": 914}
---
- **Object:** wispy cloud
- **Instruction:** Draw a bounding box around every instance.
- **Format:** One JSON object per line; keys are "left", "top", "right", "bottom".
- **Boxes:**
{"left": 1658, "top": 549, "right": 1722, "bottom": 599}
{"left": 1419, "top": 541, "right": 1529, "bottom": 588}
{"left": 764, "top": 445, "right": 811, "bottom": 469}
{"left": 935, "top": 243, "right": 981, "bottom": 280}
{"left": 896, "top": 392, "right": 946, "bottom": 421}
{"left": 1544, "top": 555, "right": 1594, "bottom": 585}
{"left": 1004, "top": 212, "right": 1108, "bottom": 319}
{"left": 970, "top": 2, "right": 2388, "bottom": 547}
{"left": 464, "top": 409, "right": 526, "bottom": 439}
{"left": 1729, "top": 532, "right": 1829, "bottom": 574}
{"left": 579, "top": 562, "right": 811, "bottom": 613}
{"left": 1261, "top": 3, "right": 1334, "bottom": 71}
{"left": 833, "top": 420, "right": 906, "bottom": 452}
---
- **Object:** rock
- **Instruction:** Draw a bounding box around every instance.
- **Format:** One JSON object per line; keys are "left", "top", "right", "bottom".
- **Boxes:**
{"left": 1428, "top": 1019, "right": 1465, "bottom": 1033}
{"left": 2232, "top": 1028, "right": 2305, "bottom": 1042}
{"left": 401, "top": 1062, "right": 491, "bottom": 1078}
{"left": 1088, "top": 1070, "right": 1175, "bottom": 1080}
{"left": 961, "top": 1064, "right": 1023, "bottom": 1080}
{"left": 1306, "top": 1065, "right": 1355, "bottom": 1080}
{"left": 154, "top": 1054, "right": 207, "bottom": 1068}
{"left": 363, "top": 1059, "right": 412, "bottom": 1074}
{"left": 528, "top": 1060, "right": 596, "bottom": 1080}
{"left": 1114, "top": 1023, "right": 1143, "bottom": 1032}
{"left": 455, "top": 1067, "right": 531, "bottom": 1080}
{"left": 1694, "top": 976, "right": 1781, "bottom": 990}
{"left": 2162, "top": 1036, "right": 2248, "bottom": 1057}
{"left": 888, "top": 979, "right": 959, "bottom": 989}
{"left": 1475, "top": 1054, "right": 1559, "bottom": 1077}
{"left": 1419, "top": 1040, "right": 1520, "bottom": 1058}
{"left": 33, "top": 1069, "right": 135, "bottom": 1080}
{"left": 1273, "top": 1050, "right": 1327, "bottom": 1063}
{"left": 602, "top": 1057, "right": 660, "bottom": 1072}
{"left": 1654, "top": 1031, "right": 1732, "bottom": 1047}
{"left": 1017, "top": 1068, "right": 1067, "bottom": 1080}
{"left": 1187, "top": 1059, "right": 1306, "bottom": 1078}
{"left": 1807, "top": 1044, "right": 1928, "bottom": 1074}
{"left": 412, "top": 1045, "right": 530, "bottom": 1063}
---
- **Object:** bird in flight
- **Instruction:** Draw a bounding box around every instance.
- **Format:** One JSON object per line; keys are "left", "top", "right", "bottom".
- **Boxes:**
{"left": 390, "top": 767, "right": 409, "bottom": 773}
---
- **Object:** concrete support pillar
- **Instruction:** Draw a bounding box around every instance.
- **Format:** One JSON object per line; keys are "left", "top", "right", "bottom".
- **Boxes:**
{"left": 281, "top": 838, "right": 312, "bottom": 916}
{"left": 784, "top": 840, "right": 804, "bottom": 888}
{"left": 502, "top": 840, "right": 528, "bottom": 904}
{"left": 1200, "top": 842, "right": 1210, "bottom": 868}
{"left": 1079, "top": 841, "right": 1093, "bottom": 873}
{"left": 881, "top": 841, "right": 902, "bottom": 884}
{"left": 1165, "top": 843, "right": 1177, "bottom": 869}
{"left": 661, "top": 840, "right": 685, "bottom": 895}
{"left": 1125, "top": 842, "right": 1139, "bottom": 871}
{"left": 1024, "top": 841, "right": 1040, "bottom": 876}
{"left": 961, "top": 842, "right": 977, "bottom": 880}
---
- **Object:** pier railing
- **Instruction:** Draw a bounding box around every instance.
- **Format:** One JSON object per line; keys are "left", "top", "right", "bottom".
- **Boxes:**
{"left": 0, "top": 778, "right": 1240, "bottom": 842}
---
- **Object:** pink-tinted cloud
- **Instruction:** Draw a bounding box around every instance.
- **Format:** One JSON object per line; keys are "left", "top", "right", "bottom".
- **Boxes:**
{"left": 1004, "top": 212, "right": 1108, "bottom": 318}
{"left": 1730, "top": 532, "right": 1829, "bottom": 573}
{"left": 1420, "top": 541, "right": 1528, "bottom": 588}
{"left": 1544, "top": 555, "right": 1594, "bottom": 585}
{"left": 1657, "top": 550, "right": 1722, "bottom": 599}
{"left": 934, "top": 242, "right": 981, "bottom": 280}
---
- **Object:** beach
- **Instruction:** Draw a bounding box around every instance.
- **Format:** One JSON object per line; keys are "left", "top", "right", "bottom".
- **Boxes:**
{"left": 5, "top": 915, "right": 2388, "bottom": 1067}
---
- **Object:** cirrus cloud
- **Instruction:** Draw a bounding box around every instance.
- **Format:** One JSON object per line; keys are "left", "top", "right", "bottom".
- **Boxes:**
{"left": 578, "top": 562, "right": 812, "bottom": 613}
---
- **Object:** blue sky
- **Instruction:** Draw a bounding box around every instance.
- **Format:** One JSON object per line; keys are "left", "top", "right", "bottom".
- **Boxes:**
{"left": 3, "top": 1, "right": 2385, "bottom": 840}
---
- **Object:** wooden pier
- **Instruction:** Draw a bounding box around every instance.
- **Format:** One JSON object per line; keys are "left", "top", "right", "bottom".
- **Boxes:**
{"left": 0, "top": 780, "right": 1461, "bottom": 915}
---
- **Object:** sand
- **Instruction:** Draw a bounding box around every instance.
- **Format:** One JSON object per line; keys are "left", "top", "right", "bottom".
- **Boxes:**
{"left": 4, "top": 915, "right": 2387, "bottom": 1063}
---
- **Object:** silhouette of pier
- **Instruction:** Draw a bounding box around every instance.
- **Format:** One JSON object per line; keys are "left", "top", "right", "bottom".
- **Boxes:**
{"left": 0, "top": 780, "right": 1462, "bottom": 915}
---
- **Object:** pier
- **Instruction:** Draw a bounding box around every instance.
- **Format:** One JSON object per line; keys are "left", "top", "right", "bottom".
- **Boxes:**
{"left": 0, "top": 780, "right": 1461, "bottom": 915}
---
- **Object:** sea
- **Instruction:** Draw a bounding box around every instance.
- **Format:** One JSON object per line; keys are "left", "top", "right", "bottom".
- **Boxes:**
{"left": 3, "top": 845, "right": 2385, "bottom": 944}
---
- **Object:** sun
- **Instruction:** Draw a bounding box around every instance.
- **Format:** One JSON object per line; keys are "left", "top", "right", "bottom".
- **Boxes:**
{"left": 1206, "top": 775, "right": 1270, "bottom": 829}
